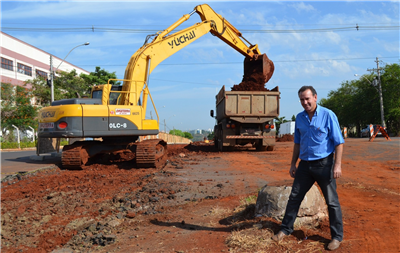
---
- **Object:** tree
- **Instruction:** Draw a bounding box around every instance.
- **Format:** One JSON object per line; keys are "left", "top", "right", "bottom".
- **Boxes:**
{"left": 291, "top": 115, "right": 296, "bottom": 121}
{"left": 81, "top": 66, "right": 120, "bottom": 85}
{"left": 0, "top": 83, "right": 14, "bottom": 136}
{"left": 169, "top": 129, "right": 184, "bottom": 137}
{"left": 26, "top": 67, "right": 120, "bottom": 106}
{"left": 381, "top": 63, "right": 400, "bottom": 135}
{"left": 27, "top": 76, "right": 53, "bottom": 106}
{"left": 183, "top": 131, "right": 193, "bottom": 139}
{"left": 319, "top": 63, "right": 400, "bottom": 136}
{"left": 1, "top": 83, "right": 38, "bottom": 135}
{"left": 274, "top": 116, "right": 288, "bottom": 135}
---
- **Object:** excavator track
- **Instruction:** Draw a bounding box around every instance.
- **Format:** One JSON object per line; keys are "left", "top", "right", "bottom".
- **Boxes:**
{"left": 136, "top": 139, "right": 167, "bottom": 168}
{"left": 61, "top": 139, "right": 167, "bottom": 170}
{"left": 61, "top": 145, "right": 89, "bottom": 170}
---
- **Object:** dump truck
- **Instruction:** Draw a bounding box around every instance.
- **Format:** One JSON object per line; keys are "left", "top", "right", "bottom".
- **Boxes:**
{"left": 211, "top": 85, "right": 280, "bottom": 151}
{"left": 37, "top": 4, "right": 274, "bottom": 169}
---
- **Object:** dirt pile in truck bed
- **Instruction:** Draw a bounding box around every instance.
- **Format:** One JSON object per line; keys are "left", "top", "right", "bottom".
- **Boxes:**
{"left": 231, "top": 54, "right": 274, "bottom": 91}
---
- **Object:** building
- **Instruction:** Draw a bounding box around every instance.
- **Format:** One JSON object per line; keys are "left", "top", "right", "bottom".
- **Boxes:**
{"left": 278, "top": 121, "right": 295, "bottom": 136}
{"left": 1, "top": 32, "right": 90, "bottom": 89}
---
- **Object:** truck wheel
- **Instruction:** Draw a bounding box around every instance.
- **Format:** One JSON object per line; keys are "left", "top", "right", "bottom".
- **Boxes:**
{"left": 266, "top": 146, "right": 275, "bottom": 151}
{"left": 256, "top": 141, "right": 267, "bottom": 151}
{"left": 217, "top": 129, "right": 225, "bottom": 151}
{"left": 256, "top": 145, "right": 267, "bottom": 151}
{"left": 218, "top": 138, "right": 226, "bottom": 151}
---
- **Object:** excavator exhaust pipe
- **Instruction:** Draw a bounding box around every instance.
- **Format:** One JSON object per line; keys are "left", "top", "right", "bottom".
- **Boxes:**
{"left": 243, "top": 53, "right": 275, "bottom": 84}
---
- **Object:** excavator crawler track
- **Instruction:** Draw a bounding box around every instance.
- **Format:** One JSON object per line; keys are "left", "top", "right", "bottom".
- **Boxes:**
{"left": 61, "top": 146, "right": 88, "bottom": 170}
{"left": 136, "top": 139, "right": 167, "bottom": 168}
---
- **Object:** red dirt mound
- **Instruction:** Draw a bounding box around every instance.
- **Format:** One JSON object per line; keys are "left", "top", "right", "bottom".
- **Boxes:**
{"left": 276, "top": 134, "right": 294, "bottom": 142}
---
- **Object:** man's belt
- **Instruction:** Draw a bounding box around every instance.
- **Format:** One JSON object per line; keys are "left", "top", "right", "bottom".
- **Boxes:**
{"left": 305, "top": 153, "right": 333, "bottom": 163}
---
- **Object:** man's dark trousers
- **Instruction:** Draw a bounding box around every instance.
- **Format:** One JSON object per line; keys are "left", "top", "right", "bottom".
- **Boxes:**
{"left": 280, "top": 153, "right": 343, "bottom": 241}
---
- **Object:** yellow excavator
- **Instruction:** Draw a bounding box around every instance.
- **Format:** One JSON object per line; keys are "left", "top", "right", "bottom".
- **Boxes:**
{"left": 37, "top": 4, "right": 274, "bottom": 169}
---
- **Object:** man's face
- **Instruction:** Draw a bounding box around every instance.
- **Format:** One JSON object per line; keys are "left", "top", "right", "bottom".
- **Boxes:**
{"left": 299, "top": 89, "right": 317, "bottom": 113}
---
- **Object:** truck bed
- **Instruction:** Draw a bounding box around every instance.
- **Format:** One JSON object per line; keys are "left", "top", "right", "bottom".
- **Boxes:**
{"left": 215, "top": 85, "right": 280, "bottom": 122}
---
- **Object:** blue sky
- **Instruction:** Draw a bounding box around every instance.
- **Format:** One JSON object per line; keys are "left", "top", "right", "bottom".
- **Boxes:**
{"left": 2, "top": 0, "right": 399, "bottom": 132}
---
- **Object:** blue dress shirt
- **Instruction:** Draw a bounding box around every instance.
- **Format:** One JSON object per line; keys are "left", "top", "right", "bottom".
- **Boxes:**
{"left": 294, "top": 105, "right": 344, "bottom": 161}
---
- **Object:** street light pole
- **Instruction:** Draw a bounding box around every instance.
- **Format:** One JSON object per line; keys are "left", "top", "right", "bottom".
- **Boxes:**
{"left": 50, "top": 42, "right": 90, "bottom": 103}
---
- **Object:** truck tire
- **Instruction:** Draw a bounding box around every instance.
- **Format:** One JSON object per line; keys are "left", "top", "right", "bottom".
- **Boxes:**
{"left": 218, "top": 138, "right": 228, "bottom": 152}
{"left": 266, "top": 146, "right": 274, "bottom": 151}
{"left": 217, "top": 129, "right": 229, "bottom": 152}
{"left": 256, "top": 144, "right": 267, "bottom": 151}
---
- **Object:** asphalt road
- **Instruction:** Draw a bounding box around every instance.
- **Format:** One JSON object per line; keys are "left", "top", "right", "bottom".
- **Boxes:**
{"left": 1, "top": 149, "right": 61, "bottom": 179}
{"left": 1, "top": 137, "right": 398, "bottom": 180}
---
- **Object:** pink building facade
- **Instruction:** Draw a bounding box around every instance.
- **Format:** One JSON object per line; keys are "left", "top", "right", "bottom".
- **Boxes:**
{"left": 1, "top": 32, "right": 89, "bottom": 89}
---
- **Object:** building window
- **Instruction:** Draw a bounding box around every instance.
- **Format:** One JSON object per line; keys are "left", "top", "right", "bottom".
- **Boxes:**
{"left": 1, "top": 57, "right": 14, "bottom": 71}
{"left": 36, "top": 69, "right": 48, "bottom": 79}
{"left": 17, "top": 63, "right": 32, "bottom": 76}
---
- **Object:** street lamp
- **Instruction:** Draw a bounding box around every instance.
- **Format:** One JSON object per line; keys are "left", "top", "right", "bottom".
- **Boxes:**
{"left": 354, "top": 74, "right": 386, "bottom": 128}
{"left": 50, "top": 42, "right": 90, "bottom": 102}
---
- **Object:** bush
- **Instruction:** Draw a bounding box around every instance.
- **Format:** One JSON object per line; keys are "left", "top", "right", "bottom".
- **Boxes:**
{"left": 1, "top": 141, "right": 36, "bottom": 149}
{"left": 1, "top": 139, "right": 69, "bottom": 149}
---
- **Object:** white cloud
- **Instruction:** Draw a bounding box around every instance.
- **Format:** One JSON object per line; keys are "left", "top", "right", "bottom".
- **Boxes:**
{"left": 290, "top": 2, "right": 316, "bottom": 13}
{"left": 276, "top": 52, "right": 354, "bottom": 80}
{"left": 2, "top": 1, "right": 189, "bottom": 20}
{"left": 320, "top": 7, "right": 398, "bottom": 26}
{"left": 373, "top": 38, "right": 399, "bottom": 53}
{"left": 325, "top": 32, "right": 341, "bottom": 45}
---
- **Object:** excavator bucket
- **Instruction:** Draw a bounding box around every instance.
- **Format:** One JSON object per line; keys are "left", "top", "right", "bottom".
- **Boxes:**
{"left": 243, "top": 53, "right": 275, "bottom": 84}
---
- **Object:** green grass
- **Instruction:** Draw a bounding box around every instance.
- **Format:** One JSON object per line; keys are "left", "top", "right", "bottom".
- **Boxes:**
{"left": 0, "top": 140, "right": 68, "bottom": 149}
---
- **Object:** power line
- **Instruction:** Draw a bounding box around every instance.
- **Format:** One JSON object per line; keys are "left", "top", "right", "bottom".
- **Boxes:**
{"left": 2, "top": 25, "right": 399, "bottom": 33}
{"left": 3, "top": 22, "right": 397, "bottom": 27}
{"left": 77, "top": 56, "right": 399, "bottom": 67}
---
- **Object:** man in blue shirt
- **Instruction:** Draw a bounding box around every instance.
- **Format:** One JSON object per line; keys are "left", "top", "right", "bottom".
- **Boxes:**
{"left": 272, "top": 86, "right": 344, "bottom": 251}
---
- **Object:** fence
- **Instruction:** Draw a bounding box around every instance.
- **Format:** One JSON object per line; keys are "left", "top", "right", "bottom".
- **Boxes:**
{"left": 140, "top": 132, "right": 192, "bottom": 144}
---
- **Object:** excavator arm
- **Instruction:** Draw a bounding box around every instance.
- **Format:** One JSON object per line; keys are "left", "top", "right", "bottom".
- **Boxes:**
{"left": 120, "top": 4, "right": 274, "bottom": 118}
{"left": 195, "top": 4, "right": 261, "bottom": 57}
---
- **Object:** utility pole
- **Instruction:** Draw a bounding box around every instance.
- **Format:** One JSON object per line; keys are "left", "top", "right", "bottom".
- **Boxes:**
{"left": 367, "top": 57, "right": 386, "bottom": 128}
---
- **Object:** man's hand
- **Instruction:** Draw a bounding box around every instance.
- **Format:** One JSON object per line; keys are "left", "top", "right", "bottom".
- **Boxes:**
{"left": 289, "top": 165, "right": 297, "bottom": 178}
{"left": 333, "top": 143, "right": 343, "bottom": 179}
{"left": 290, "top": 143, "right": 300, "bottom": 178}
{"left": 333, "top": 163, "right": 342, "bottom": 179}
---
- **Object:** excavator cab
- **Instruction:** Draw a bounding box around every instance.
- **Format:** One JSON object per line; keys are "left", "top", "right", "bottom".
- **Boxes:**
{"left": 91, "top": 85, "right": 123, "bottom": 105}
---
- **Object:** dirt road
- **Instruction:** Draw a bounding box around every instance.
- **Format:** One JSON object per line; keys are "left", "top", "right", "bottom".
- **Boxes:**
{"left": 1, "top": 138, "right": 399, "bottom": 253}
